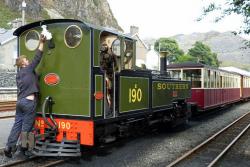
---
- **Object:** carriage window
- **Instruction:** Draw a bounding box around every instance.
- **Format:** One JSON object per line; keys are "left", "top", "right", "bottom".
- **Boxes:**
{"left": 207, "top": 70, "right": 211, "bottom": 88}
{"left": 170, "top": 70, "right": 181, "bottom": 79}
{"left": 220, "top": 76, "right": 222, "bottom": 88}
{"left": 183, "top": 69, "right": 201, "bottom": 88}
{"left": 204, "top": 69, "right": 207, "bottom": 88}
{"left": 214, "top": 72, "right": 217, "bottom": 88}
{"left": 211, "top": 71, "right": 217, "bottom": 88}
{"left": 226, "top": 76, "right": 229, "bottom": 88}
{"left": 215, "top": 72, "right": 219, "bottom": 88}
{"left": 229, "top": 76, "right": 231, "bottom": 88}
{"left": 64, "top": 25, "right": 82, "bottom": 48}
{"left": 25, "top": 30, "right": 40, "bottom": 51}
{"left": 225, "top": 76, "right": 227, "bottom": 88}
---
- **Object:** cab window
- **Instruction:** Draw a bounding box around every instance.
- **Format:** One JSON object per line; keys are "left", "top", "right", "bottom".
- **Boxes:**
{"left": 64, "top": 25, "right": 82, "bottom": 48}
{"left": 124, "top": 39, "right": 133, "bottom": 70}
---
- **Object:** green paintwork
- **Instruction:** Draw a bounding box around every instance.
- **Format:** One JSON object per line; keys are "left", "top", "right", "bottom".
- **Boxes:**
{"left": 19, "top": 22, "right": 91, "bottom": 116}
{"left": 95, "top": 75, "right": 103, "bottom": 116}
{"left": 93, "top": 30, "right": 101, "bottom": 66}
{"left": 119, "top": 76, "right": 149, "bottom": 113}
{"left": 152, "top": 80, "right": 191, "bottom": 108}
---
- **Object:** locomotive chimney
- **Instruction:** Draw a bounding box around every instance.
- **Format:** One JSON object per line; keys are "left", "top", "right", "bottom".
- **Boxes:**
{"left": 160, "top": 52, "right": 167, "bottom": 73}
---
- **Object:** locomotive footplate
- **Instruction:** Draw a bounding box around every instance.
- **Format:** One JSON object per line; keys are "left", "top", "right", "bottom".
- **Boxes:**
{"left": 32, "top": 132, "right": 81, "bottom": 157}
{"left": 32, "top": 97, "right": 81, "bottom": 156}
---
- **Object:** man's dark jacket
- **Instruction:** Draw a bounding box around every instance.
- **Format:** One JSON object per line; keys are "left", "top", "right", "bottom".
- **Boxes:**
{"left": 16, "top": 50, "right": 43, "bottom": 100}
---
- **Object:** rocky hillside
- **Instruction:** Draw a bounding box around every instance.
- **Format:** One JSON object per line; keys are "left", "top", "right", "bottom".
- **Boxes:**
{"left": 144, "top": 32, "right": 250, "bottom": 70}
{"left": 3, "top": 0, "right": 122, "bottom": 31}
{"left": 172, "top": 31, "right": 250, "bottom": 70}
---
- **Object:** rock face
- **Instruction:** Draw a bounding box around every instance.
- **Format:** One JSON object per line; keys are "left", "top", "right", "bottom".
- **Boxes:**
{"left": 4, "top": 0, "right": 42, "bottom": 19}
{"left": 4, "top": 0, "right": 122, "bottom": 31}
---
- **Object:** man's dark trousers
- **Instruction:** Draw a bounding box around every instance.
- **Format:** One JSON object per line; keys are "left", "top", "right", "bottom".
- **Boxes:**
{"left": 6, "top": 98, "right": 36, "bottom": 148}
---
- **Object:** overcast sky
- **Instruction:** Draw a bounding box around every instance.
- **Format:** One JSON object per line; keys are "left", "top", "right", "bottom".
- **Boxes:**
{"left": 107, "top": 0, "right": 249, "bottom": 39}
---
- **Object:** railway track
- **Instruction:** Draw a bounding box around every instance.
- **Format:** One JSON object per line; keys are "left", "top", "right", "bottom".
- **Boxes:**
{"left": 167, "top": 111, "right": 250, "bottom": 167}
{"left": 0, "top": 101, "right": 16, "bottom": 112}
{"left": 0, "top": 147, "right": 69, "bottom": 167}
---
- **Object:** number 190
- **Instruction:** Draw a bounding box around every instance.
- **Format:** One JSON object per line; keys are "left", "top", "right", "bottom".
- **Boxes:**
{"left": 129, "top": 84, "right": 142, "bottom": 103}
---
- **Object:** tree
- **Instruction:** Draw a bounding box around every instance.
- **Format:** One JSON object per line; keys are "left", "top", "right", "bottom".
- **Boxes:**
{"left": 154, "top": 38, "right": 184, "bottom": 63}
{"left": 198, "top": 0, "right": 250, "bottom": 35}
{"left": 188, "top": 41, "right": 219, "bottom": 67}
{"left": 176, "top": 54, "right": 196, "bottom": 63}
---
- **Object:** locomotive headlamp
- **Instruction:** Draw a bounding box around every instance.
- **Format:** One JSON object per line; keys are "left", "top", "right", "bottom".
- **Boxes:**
{"left": 41, "top": 25, "right": 52, "bottom": 40}
{"left": 41, "top": 25, "right": 55, "bottom": 49}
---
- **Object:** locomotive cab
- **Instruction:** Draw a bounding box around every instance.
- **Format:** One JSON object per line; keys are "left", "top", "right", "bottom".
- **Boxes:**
{"left": 99, "top": 31, "right": 136, "bottom": 118}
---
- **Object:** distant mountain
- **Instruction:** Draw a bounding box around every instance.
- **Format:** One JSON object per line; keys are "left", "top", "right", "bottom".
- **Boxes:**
{"left": 2, "top": 0, "right": 122, "bottom": 31}
{"left": 144, "top": 31, "right": 250, "bottom": 70}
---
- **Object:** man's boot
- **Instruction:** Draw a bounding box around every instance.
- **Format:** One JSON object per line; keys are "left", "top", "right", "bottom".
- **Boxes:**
{"left": 4, "top": 146, "right": 12, "bottom": 158}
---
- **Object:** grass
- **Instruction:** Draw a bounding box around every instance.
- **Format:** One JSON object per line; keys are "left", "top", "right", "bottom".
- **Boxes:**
{"left": 0, "top": 1, "right": 51, "bottom": 29}
{"left": 0, "top": 1, "right": 20, "bottom": 28}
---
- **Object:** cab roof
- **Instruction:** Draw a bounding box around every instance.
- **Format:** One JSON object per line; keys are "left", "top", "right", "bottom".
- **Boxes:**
{"left": 13, "top": 19, "right": 83, "bottom": 36}
{"left": 13, "top": 19, "right": 135, "bottom": 40}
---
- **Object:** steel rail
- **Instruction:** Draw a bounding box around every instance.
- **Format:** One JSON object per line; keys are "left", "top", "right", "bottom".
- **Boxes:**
{"left": 0, "top": 115, "right": 15, "bottom": 119}
{"left": 0, "top": 88, "right": 17, "bottom": 91}
{"left": 1, "top": 147, "right": 69, "bottom": 167}
{"left": 0, "top": 101, "right": 16, "bottom": 112}
{"left": 0, "top": 156, "right": 37, "bottom": 167}
{"left": 38, "top": 158, "right": 70, "bottom": 167}
{"left": 0, "top": 157, "right": 69, "bottom": 167}
{"left": 166, "top": 111, "right": 250, "bottom": 167}
{"left": 207, "top": 121, "right": 250, "bottom": 167}
{"left": 0, "top": 88, "right": 17, "bottom": 95}
{"left": 0, "top": 154, "right": 68, "bottom": 167}
{"left": 0, "top": 147, "right": 34, "bottom": 167}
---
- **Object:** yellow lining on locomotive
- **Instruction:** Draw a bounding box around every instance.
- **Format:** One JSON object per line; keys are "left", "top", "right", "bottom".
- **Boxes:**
{"left": 25, "top": 30, "right": 40, "bottom": 51}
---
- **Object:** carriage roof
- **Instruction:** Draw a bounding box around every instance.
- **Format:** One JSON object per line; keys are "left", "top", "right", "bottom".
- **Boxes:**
{"left": 167, "top": 62, "right": 243, "bottom": 76}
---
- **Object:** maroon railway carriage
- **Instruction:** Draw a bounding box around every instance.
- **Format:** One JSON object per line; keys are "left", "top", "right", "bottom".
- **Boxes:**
{"left": 168, "top": 62, "right": 250, "bottom": 112}
{"left": 241, "top": 75, "right": 250, "bottom": 99}
{"left": 220, "top": 67, "right": 250, "bottom": 100}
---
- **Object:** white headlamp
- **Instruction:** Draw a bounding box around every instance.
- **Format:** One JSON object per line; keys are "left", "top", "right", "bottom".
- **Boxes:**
{"left": 41, "top": 25, "right": 52, "bottom": 40}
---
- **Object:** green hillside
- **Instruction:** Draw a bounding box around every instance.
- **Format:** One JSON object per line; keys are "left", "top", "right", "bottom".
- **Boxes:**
{"left": 0, "top": 1, "right": 50, "bottom": 29}
{"left": 0, "top": 1, "right": 19, "bottom": 28}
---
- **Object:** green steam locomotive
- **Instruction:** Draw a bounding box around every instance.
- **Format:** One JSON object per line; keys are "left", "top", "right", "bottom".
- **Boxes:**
{"left": 13, "top": 19, "right": 191, "bottom": 156}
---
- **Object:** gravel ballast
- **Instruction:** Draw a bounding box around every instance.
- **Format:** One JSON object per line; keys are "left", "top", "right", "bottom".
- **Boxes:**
{"left": 55, "top": 102, "right": 250, "bottom": 167}
{"left": 1, "top": 102, "right": 249, "bottom": 167}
